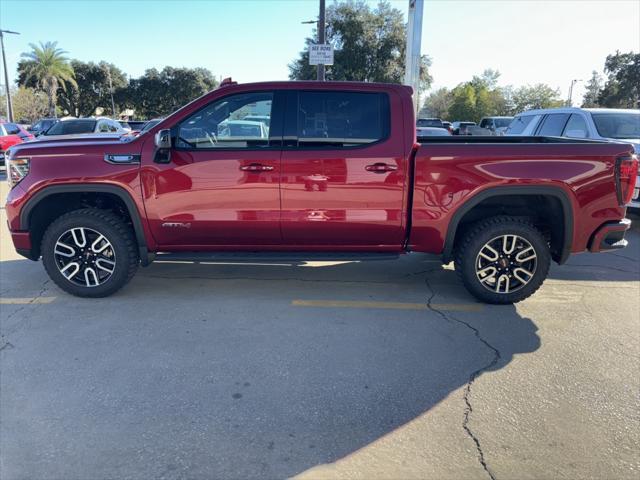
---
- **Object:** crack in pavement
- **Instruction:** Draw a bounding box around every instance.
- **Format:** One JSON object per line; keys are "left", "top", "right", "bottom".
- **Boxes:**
{"left": 1, "top": 279, "right": 51, "bottom": 340}
{"left": 424, "top": 273, "right": 499, "bottom": 480}
{"left": 608, "top": 252, "right": 639, "bottom": 262}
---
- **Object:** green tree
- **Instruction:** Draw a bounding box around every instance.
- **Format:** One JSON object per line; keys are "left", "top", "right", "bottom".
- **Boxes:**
{"left": 511, "top": 84, "right": 563, "bottom": 112}
{"left": 444, "top": 70, "right": 512, "bottom": 121}
{"left": 289, "top": 0, "right": 432, "bottom": 92}
{"left": 420, "top": 87, "right": 452, "bottom": 119}
{"left": 448, "top": 83, "right": 477, "bottom": 121}
{"left": 18, "top": 41, "right": 77, "bottom": 116}
{"left": 55, "top": 60, "right": 128, "bottom": 117}
{"left": 0, "top": 87, "right": 49, "bottom": 123}
{"left": 121, "top": 66, "right": 218, "bottom": 118}
{"left": 598, "top": 51, "right": 640, "bottom": 108}
{"left": 581, "top": 70, "right": 603, "bottom": 108}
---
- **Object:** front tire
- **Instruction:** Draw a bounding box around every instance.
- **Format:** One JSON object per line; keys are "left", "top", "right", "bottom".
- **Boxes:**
{"left": 41, "top": 209, "right": 139, "bottom": 298}
{"left": 454, "top": 216, "right": 551, "bottom": 304}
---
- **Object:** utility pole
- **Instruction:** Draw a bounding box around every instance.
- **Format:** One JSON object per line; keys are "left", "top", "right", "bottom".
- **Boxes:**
{"left": 567, "top": 79, "right": 582, "bottom": 107}
{"left": 318, "top": 0, "right": 326, "bottom": 81}
{"left": 106, "top": 66, "right": 116, "bottom": 117}
{"left": 0, "top": 29, "right": 20, "bottom": 122}
{"left": 404, "top": 0, "right": 424, "bottom": 115}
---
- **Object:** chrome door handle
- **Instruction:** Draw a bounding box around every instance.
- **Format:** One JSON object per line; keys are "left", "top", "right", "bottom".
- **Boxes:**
{"left": 240, "top": 163, "right": 275, "bottom": 172}
{"left": 365, "top": 163, "right": 398, "bottom": 173}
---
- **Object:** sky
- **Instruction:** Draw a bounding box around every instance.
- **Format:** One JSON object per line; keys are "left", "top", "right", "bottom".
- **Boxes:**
{"left": 1, "top": 0, "right": 639, "bottom": 105}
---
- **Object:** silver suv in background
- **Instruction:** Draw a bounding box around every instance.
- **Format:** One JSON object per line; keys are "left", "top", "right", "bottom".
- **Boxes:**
{"left": 505, "top": 108, "right": 640, "bottom": 208}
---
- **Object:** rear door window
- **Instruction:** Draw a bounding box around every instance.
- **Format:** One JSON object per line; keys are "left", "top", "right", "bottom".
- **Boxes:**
{"left": 536, "top": 114, "right": 570, "bottom": 136}
{"left": 296, "top": 91, "right": 390, "bottom": 147}
{"left": 562, "top": 114, "right": 589, "bottom": 138}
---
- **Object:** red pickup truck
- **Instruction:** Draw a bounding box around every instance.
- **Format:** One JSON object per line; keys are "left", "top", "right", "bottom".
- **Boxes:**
{"left": 4, "top": 80, "right": 637, "bottom": 303}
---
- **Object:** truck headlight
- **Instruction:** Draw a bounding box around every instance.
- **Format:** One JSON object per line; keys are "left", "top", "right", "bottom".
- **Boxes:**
{"left": 8, "top": 157, "right": 30, "bottom": 188}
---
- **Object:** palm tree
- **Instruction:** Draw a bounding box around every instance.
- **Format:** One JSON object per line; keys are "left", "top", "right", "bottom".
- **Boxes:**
{"left": 20, "top": 41, "right": 76, "bottom": 116}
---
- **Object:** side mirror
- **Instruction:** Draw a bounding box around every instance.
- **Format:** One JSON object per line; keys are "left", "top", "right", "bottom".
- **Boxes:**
{"left": 154, "top": 129, "right": 172, "bottom": 149}
{"left": 565, "top": 129, "right": 587, "bottom": 139}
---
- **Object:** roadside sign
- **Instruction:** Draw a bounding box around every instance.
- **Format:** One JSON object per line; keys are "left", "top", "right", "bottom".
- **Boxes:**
{"left": 309, "top": 44, "right": 334, "bottom": 66}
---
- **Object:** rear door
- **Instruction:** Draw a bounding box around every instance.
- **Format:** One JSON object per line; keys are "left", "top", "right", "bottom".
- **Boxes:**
{"left": 279, "top": 88, "right": 407, "bottom": 248}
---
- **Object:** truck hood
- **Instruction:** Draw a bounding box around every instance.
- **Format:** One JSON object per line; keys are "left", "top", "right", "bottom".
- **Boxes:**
{"left": 9, "top": 133, "right": 136, "bottom": 156}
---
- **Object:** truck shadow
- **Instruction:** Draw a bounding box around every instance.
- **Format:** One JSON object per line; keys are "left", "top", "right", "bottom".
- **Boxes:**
{"left": 135, "top": 259, "right": 540, "bottom": 478}
{"left": 0, "top": 256, "right": 541, "bottom": 479}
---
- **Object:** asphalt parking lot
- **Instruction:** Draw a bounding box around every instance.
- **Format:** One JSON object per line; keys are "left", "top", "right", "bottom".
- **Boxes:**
{"left": 1, "top": 175, "right": 639, "bottom": 480}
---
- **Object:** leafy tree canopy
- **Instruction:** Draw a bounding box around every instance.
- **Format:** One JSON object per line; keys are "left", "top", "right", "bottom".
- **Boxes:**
{"left": 57, "top": 60, "right": 128, "bottom": 117}
{"left": 581, "top": 70, "right": 603, "bottom": 108}
{"left": 511, "top": 84, "right": 563, "bottom": 112}
{"left": 0, "top": 87, "right": 49, "bottom": 123}
{"left": 289, "top": 0, "right": 432, "bottom": 92}
{"left": 598, "top": 51, "right": 639, "bottom": 108}
{"left": 121, "top": 66, "right": 218, "bottom": 118}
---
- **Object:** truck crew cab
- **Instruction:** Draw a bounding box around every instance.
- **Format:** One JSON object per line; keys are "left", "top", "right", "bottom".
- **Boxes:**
{"left": 5, "top": 80, "right": 638, "bottom": 303}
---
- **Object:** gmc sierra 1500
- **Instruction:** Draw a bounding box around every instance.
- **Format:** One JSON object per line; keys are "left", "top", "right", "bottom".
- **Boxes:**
{"left": 5, "top": 80, "right": 638, "bottom": 303}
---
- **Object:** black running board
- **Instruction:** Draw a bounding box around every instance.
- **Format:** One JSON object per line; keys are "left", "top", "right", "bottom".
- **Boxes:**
{"left": 154, "top": 251, "right": 401, "bottom": 263}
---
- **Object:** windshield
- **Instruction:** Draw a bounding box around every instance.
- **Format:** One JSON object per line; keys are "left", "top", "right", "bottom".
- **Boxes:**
{"left": 417, "top": 119, "right": 443, "bottom": 128}
{"left": 244, "top": 116, "right": 270, "bottom": 127}
{"left": 591, "top": 112, "right": 640, "bottom": 139}
{"left": 141, "top": 120, "right": 161, "bottom": 132}
{"left": 418, "top": 128, "right": 450, "bottom": 136}
{"left": 218, "top": 123, "right": 264, "bottom": 138}
{"left": 494, "top": 118, "right": 513, "bottom": 128}
{"left": 45, "top": 120, "right": 96, "bottom": 135}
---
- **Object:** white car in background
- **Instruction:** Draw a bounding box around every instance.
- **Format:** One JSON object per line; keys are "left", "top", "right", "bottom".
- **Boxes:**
{"left": 416, "top": 126, "right": 451, "bottom": 137}
{"left": 39, "top": 117, "right": 126, "bottom": 139}
{"left": 505, "top": 108, "right": 640, "bottom": 208}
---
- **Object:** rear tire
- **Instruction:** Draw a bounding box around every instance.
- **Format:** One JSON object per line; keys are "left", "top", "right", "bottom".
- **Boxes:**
{"left": 41, "top": 208, "right": 139, "bottom": 298}
{"left": 454, "top": 216, "right": 550, "bottom": 304}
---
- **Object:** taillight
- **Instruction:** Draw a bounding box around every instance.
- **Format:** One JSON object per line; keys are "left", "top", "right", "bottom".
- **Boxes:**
{"left": 8, "top": 157, "right": 30, "bottom": 188}
{"left": 615, "top": 154, "right": 639, "bottom": 205}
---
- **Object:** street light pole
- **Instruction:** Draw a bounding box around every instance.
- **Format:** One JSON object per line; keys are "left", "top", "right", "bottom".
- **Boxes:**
{"left": 318, "top": 0, "right": 326, "bottom": 81}
{"left": 567, "top": 79, "right": 582, "bottom": 107}
{"left": 0, "top": 29, "right": 20, "bottom": 122}
{"left": 106, "top": 66, "right": 116, "bottom": 117}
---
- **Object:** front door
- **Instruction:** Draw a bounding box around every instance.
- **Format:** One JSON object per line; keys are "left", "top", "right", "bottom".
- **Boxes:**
{"left": 280, "top": 89, "right": 407, "bottom": 248}
{"left": 141, "top": 90, "right": 283, "bottom": 247}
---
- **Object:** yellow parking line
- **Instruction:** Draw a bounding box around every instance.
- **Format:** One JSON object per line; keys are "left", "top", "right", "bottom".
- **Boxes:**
{"left": 0, "top": 297, "right": 56, "bottom": 305}
{"left": 292, "top": 299, "right": 482, "bottom": 312}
